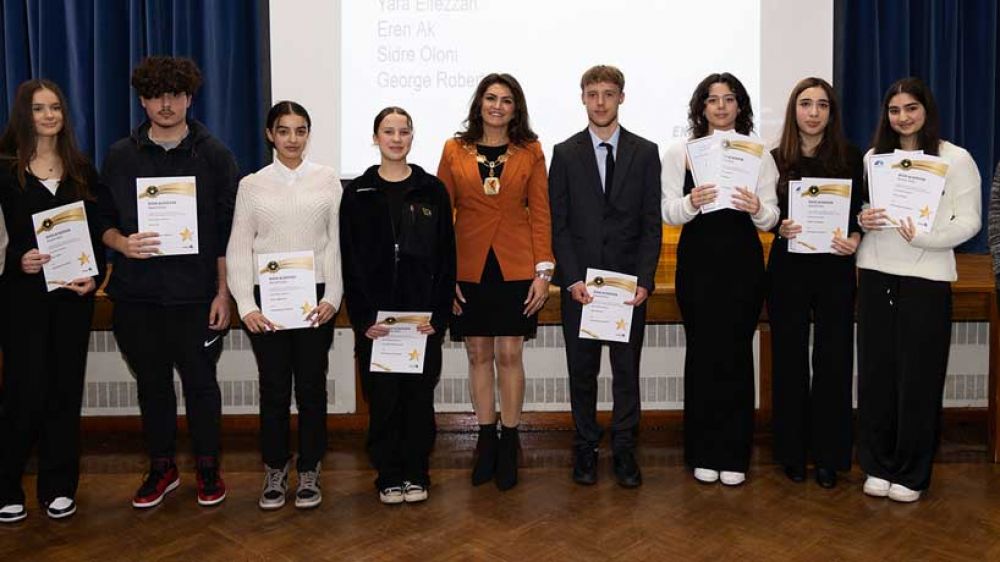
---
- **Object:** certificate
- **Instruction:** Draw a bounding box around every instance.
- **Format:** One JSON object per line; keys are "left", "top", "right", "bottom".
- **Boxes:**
{"left": 257, "top": 251, "right": 317, "bottom": 330}
{"left": 370, "top": 311, "right": 431, "bottom": 374}
{"left": 579, "top": 268, "right": 637, "bottom": 343}
{"left": 32, "top": 201, "right": 99, "bottom": 291}
{"left": 868, "top": 153, "right": 947, "bottom": 233}
{"left": 786, "top": 178, "right": 852, "bottom": 254}
{"left": 688, "top": 132, "right": 764, "bottom": 214}
{"left": 136, "top": 176, "right": 198, "bottom": 256}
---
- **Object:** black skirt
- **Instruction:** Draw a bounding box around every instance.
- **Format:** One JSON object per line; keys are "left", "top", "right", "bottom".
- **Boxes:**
{"left": 450, "top": 249, "right": 537, "bottom": 340}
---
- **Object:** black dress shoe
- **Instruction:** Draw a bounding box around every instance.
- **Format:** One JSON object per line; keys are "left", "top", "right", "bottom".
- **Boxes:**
{"left": 495, "top": 425, "right": 520, "bottom": 491}
{"left": 783, "top": 465, "right": 806, "bottom": 483}
{"left": 815, "top": 467, "right": 837, "bottom": 489}
{"left": 572, "top": 449, "right": 598, "bottom": 485}
{"left": 612, "top": 451, "right": 642, "bottom": 488}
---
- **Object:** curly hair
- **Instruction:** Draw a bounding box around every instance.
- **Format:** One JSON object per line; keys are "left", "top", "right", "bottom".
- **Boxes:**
{"left": 131, "top": 56, "right": 203, "bottom": 98}
{"left": 687, "top": 72, "right": 754, "bottom": 139}
{"left": 456, "top": 73, "right": 537, "bottom": 147}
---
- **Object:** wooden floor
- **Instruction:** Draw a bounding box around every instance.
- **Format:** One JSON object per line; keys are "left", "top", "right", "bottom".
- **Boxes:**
{"left": 3, "top": 422, "right": 1000, "bottom": 562}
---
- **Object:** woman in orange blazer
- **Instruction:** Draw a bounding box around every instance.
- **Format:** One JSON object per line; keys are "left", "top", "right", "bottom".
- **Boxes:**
{"left": 437, "top": 73, "right": 554, "bottom": 491}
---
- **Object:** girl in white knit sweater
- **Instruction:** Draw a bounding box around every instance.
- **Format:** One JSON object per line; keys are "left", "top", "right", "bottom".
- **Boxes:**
{"left": 856, "top": 77, "right": 981, "bottom": 503}
{"left": 226, "top": 101, "right": 343, "bottom": 511}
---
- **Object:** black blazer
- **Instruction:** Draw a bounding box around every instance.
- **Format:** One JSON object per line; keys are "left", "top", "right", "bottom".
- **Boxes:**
{"left": 548, "top": 127, "right": 662, "bottom": 292}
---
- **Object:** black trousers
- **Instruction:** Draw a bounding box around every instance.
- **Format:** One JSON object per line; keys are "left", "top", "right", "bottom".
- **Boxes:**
{"left": 560, "top": 291, "right": 646, "bottom": 453}
{"left": 0, "top": 294, "right": 93, "bottom": 505}
{"left": 113, "top": 302, "right": 223, "bottom": 460}
{"left": 767, "top": 254, "right": 855, "bottom": 471}
{"left": 857, "top": 269, "right": 951, "bottom": 490}
{"left": 357, "top": 332, "right": 441, "bottom": 489}
{"left": 248, "top": 322, "right": 333, "bottom": 471}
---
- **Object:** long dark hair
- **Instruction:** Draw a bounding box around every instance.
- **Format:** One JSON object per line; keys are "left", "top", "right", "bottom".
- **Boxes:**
{"left": 775, "top": 77, "right": 851, "bottom": 199}
{"left": 0, "top": 79, "right": 91, "bottom": 199}
{"left": 265, "top": 100, "right": 311, "bottom": 151}
{"left": 870, "top": 76, "right": 941, "bottom": 156}
{"left": 456, "top": 73, "right": 537, "bottom": 146}
{"left": 687, "top": 72, "right": 754, "bottom": 139}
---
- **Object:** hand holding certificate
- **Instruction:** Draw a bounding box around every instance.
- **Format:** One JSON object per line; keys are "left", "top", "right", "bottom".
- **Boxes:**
{"left": 32, "top": 201, "right": 99, "bottom": 292}
{"left": 370, "top": 311, "right": 432, "bottom": 374}
{"left": 257, "top": 251, "right": 317, "bottom": 330}
{"left": 687, "top": 131, "right": 764, "bottom": 214}
{"left": 867, "top": 152, "right": 947, "bottom": 233}
{"left": 136, "top": 176, "right": 198, "bottom": 256}
{"left": 579, "top": 268, "right": 637, "bottom": 343}
{"left": 786, "top": 178, "right": 852, "bottom": 254}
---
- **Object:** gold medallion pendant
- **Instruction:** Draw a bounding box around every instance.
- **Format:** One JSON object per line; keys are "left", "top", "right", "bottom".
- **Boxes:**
{"left": 483, "top": 176, "right": 501, "bottom": 195}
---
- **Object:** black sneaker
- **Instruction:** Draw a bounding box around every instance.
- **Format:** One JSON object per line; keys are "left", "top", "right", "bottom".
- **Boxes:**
{"left": 196, "top": 456, "right": 227, "bottom": 506}
{"left": 0, "top": 503, "right": 26, "bottom": 523}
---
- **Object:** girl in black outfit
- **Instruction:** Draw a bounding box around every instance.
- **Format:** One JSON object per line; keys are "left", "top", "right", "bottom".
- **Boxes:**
{"left": 340, "top": 107, "right": 456, "bottom": 505}
{"left": 767, "top": 77, "right": 863, "bottom": 489}
{"left": 0, "top": 79, "right": 104, "bottom": 522}
{"left": 661, "top": 73, "right": 779, "bottom": 486}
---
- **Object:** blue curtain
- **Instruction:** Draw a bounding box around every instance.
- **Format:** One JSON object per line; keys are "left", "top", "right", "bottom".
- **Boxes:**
{"left": 836, "top": 0, "right": 1000, "bottom": 252}
{"left": 0, "top": 0, "right": 268, "bottom": 175}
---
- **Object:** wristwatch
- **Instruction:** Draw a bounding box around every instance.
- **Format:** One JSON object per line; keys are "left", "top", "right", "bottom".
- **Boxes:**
{"left": 536, "top": 270, "right": 553, "bottom": 282}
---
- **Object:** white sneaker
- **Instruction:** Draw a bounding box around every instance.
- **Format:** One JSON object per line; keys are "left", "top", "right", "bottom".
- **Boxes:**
{"left": 0, "top": 503, "right": 26, "bottom": 523}
{"left": 693, "top": 468, "right": 719, "bottom": 483}
{"left": 402, "top": 482, "right": 428, "bottom": 503}
{"left": 863, "top": 476, "right": 891, "bottom": 497}
{"left": 46, "top": 497, "right": 77, "bottom": 519}
{"left": 379, "top": 486, "right": 404, "bottom": 505}
{"left": 720, "top": 471, "right": 746, "bottom": 486}
{"left": 888, "top": 483, "right": 922, "bottom": 503}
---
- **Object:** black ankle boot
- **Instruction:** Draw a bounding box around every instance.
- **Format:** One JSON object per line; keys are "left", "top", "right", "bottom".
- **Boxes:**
{"left": 495, "top": 424, "right": 520, "bottom": 491}
{"left": 471, "top": 424, "right": 498, "bottom": 486}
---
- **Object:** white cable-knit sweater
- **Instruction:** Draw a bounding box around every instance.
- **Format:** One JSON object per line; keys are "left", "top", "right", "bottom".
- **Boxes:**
{"left": 857, "top": 141, "right": 982, "bottom": 282}
{"left": 226, "top": 159, "right": 344, "bottom": 318}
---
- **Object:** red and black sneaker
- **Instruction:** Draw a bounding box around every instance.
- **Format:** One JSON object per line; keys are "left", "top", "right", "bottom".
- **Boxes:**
{"left": 196, "top": 456, "right": 227, "bottom": 506}
{"left": 132, "top": 458, "right": 180, "bottom": 509}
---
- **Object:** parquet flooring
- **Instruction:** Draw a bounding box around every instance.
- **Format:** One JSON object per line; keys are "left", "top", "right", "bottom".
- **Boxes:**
{"left": 2, "top": 425, "right": 998, "bottom": 562}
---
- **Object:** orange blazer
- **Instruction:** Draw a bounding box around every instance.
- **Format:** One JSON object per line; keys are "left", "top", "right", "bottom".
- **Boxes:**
{"left": 437, "top": 138, "right": 554, "bottom": 283}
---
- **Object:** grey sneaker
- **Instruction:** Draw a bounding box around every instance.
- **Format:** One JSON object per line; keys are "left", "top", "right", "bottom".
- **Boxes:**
{"left": 295, "top": 463, "right": 322, "bottom": 509}
{"left": 259, "top": 462, "right": 289, "bottom": 510}
{"left": 402, "top": 481, "right": 428, "bottom": 503}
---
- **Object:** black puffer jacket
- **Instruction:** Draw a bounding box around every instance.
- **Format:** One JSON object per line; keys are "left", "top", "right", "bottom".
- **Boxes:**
{"left": 340, "top": 164, "right": 456, "bottom": 334}
{"left": 97, "top": 120, "right": 238, "bottom": 304}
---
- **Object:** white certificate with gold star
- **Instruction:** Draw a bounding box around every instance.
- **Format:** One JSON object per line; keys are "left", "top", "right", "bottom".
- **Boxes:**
{"left": 32, "top": 201, "right": 99, "bottom": 292}
{"left": 257, "top": 250, "right": 317, "bottom": 330}
{"left": 689, "top": 131, "right": 764, "bottom": 215}
{"left": 875, "top": 154, "right": 948, "bottom": 233}
{"left": 579, "top": 268, "right": 637, "bottom": 343}
{"left": 136, "top": 176, "right": 198, "bottom": 255}
{"left": 787, "top": 178, "right": 852, "bottom": 254}
{"left": 370, "top": 311, "right": 431, "bottom": 374}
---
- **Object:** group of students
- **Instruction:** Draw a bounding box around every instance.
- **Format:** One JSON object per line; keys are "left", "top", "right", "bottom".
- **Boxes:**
{"left": 0, "top": 55, "right": 992, "bottom": 523}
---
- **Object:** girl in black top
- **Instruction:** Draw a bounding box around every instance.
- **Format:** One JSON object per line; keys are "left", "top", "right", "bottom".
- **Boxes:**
{"left": 340, "top": 107, "right": 456, "bottom": 504}
{"left": 767, "top": 77, "right": 863, "bottom": 489}
{"left": 0, "top": 79, "right": 105, "bottom": 523}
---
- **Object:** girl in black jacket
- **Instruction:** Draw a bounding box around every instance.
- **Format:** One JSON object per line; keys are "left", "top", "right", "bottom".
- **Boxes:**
{"left": 0, "top": 79, "right": 105, "bottom": 522}
{"left": 340, "top": 107, "right": 456, "bottom": 505}
{"left": 767, "top": 77, "right": 863, "bottom": 489}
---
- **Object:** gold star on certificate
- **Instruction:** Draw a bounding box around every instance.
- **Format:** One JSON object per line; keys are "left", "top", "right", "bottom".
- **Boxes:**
{"left": 833, "top": 227, "right": 844, "bottom": 238}
{"left": 408, "top": 349, "right": 420, "bottom": 361}
{"left": 78, "top": 252, "right": 91, "bottom": 266}
{"left": 300, "top": 301, "right": 314, "bottom": 315}
{"left": 179, "top": 227, "right": 193, "bottom": 241}
{"left": 919, "top": 205, "right": 931, "bottom": 218}
{"left": 615, "top": 318, "right": 626, "bottom": 331}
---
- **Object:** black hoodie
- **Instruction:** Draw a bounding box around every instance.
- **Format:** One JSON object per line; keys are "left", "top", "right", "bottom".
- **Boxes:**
{"left": 339, "top": 164, "right": 456, "bottom": 334}
{"left": 97, "top": 120, "right": 239, "bottom": 305}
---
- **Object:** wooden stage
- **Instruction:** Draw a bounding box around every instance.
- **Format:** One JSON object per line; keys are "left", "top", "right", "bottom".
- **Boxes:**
{"left": 1, "top": 426, "right": 998, "bottom": 561}
{"left": 82, "top": 229, "right": 1000, "bottom": 462}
